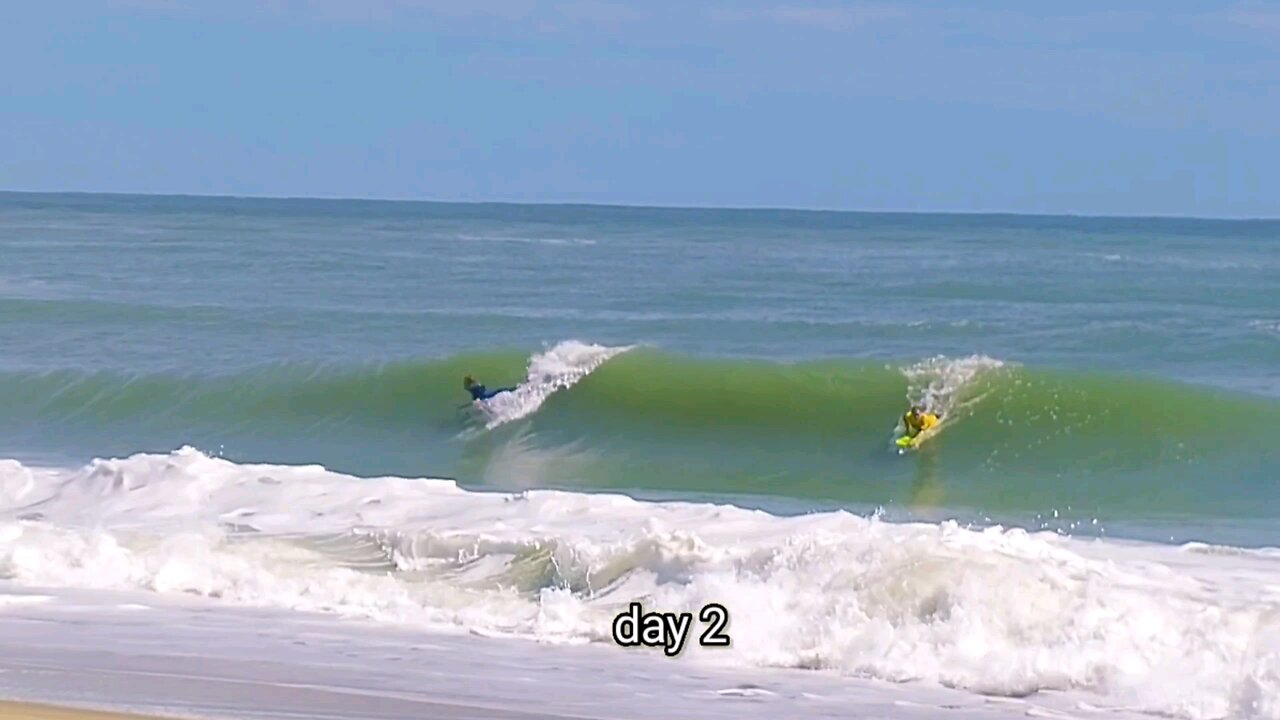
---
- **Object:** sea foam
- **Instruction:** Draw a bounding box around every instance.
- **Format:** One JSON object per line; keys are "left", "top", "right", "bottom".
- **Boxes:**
{"left": 0, "top": 447, "right": 1276, "bottom": 719}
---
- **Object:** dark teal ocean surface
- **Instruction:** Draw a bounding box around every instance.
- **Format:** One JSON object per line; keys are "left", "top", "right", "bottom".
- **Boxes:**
{"left": 2, "top": 192, "right": 1277, "bottom": 544}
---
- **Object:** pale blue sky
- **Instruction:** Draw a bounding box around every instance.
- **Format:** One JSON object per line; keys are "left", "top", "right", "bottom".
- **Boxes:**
{"left": 3, "top": 1, "right": 1278, "bottom": 217}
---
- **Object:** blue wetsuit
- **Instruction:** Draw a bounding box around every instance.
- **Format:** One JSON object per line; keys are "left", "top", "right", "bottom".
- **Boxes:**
{"left": 468, "top": 384, "right": 516, "bottom": 401}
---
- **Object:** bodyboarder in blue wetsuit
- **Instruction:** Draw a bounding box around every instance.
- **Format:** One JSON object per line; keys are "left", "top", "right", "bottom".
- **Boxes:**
{"left": 464, "top": 375, "right": 516, "bottom": 401}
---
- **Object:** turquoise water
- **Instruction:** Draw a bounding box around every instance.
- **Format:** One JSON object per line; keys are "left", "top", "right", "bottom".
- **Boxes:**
{"left": 2, "top": 191, "right": 1277, "bottom": 544}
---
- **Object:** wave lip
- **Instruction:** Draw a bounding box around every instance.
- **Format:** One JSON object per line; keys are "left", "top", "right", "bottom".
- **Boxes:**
{"left": 900, "top": 353, "right": 1007, "bottom": 417}
{"left": 473, "top": 340, "right": 634, "bottom": 430}
{"left": 0, "top": 449, "right": 1277, "bottom": 720}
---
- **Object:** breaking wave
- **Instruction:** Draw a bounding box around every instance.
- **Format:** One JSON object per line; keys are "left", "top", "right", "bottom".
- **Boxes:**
{"left": 0, "top": 342, "right": 1276, "bottom": 520}
{"left": 0, "top": 448, "right": 1276, "bottom": 720}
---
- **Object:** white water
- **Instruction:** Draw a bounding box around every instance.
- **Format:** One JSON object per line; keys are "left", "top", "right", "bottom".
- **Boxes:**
{"left": 900, "top": 354, "right": 1007, "bottom": 417}
{"left": 474, "top": 340, "right": 633, "bottom": 429}
{"left": 0, "top": 447, "right": 1277, "bottom": 719}
{"left": 894, "top": 355, "right": 1007, "bottom": 445}
{"left": 0, "top": 581, "right": 1164, "bottom": 720}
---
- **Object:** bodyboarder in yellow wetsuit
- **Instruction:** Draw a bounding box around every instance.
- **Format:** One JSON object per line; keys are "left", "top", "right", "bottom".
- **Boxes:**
{"left": 902, "top": 405, "right": 940, "bottom": 440}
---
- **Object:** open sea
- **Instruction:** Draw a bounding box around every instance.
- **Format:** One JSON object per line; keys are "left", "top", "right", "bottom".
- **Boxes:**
{"left": 1, "top": 191, "right": 1278, "bottom": 719}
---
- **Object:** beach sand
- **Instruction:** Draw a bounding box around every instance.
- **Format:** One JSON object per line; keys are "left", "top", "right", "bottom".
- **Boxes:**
{"left": 0, "top": 702, "right": 172, "bottom": 720}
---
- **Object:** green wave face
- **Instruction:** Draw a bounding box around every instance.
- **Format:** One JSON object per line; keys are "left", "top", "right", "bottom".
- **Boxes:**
{"left": 496, "top": 351, "right": 1278, "bottom": 518}
{"left": 3, "top": 349, "right": 1277, "bottom": 522}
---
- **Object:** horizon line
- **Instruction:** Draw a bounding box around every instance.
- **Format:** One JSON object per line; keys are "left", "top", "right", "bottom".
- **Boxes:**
{"left": 1, "top": 187, "right": 1276, "bottom": 223}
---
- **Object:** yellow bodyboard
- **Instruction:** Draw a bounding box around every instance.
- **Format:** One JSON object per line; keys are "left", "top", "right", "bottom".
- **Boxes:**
{"left": 896, "top": 420, "right": 942, "bottom": 451}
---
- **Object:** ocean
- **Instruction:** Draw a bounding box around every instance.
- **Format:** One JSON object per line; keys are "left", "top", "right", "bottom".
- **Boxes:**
{"left": 0, "top": 191, "right": 1277, "bottom": 719}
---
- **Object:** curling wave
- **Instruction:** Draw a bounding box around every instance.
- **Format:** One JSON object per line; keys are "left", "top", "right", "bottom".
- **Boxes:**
{"left": 0, "top": 342, "right": 1276, "bottom": 520}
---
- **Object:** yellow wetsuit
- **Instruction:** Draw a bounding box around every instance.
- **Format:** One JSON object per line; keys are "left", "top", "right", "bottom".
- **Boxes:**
{"left": 903, "top": 411, "right": 939, "bottom": 437}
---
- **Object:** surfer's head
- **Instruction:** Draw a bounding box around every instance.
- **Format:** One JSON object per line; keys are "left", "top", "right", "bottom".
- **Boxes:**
{"left": 463, "top": 375, "right": 476, "bottom": 389}
{"left": 910, "top": 405, "right": 924, "bottom": 416}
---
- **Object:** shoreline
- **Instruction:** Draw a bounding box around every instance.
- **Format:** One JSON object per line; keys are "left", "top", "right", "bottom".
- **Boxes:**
{"left": 0, "top": 580, "right": 1169, "bottom": 720}
{"left": 0, "top": 701, "right": 178, "bottom": 720}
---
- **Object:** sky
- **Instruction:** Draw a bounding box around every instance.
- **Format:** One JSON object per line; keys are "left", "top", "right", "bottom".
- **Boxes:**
{"left": 2, "top": 1, "right": 1278, "bottom": 217}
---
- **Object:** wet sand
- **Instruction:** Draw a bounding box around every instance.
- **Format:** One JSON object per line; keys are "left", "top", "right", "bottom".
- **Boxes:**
{"left": 0, "top": 702, "right": 177, "bottom": 720}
